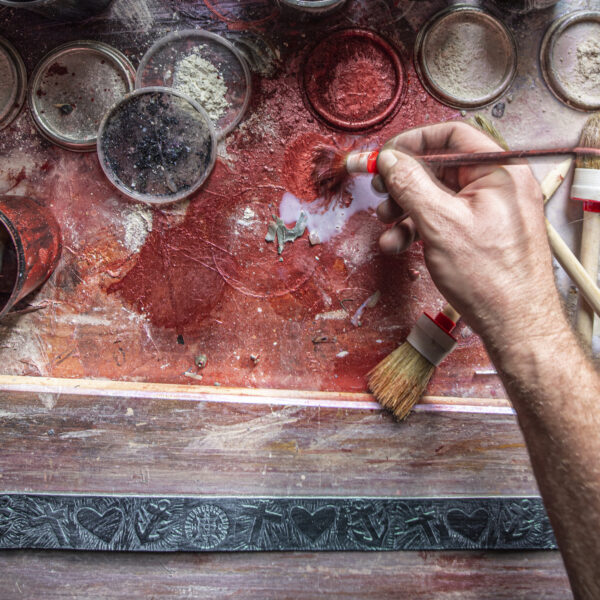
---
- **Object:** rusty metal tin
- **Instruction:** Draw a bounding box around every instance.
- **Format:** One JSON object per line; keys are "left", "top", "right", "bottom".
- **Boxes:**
{"left": 0, "top": 0, "right": 113, "bottom": 20}
{"left": 0, "top": 196, "right": 62, "bottom": 319}
{"left": 29, "top": 40, "right": 135, "bottom": 152}
{"left": 540, "top": 10, "right": 600, "bottom": 112}
{"left": 0, "top": 36, "right": 27, "bottom": 131}
{"left": 414, "top": 5, "right": 517, "bottom": 110}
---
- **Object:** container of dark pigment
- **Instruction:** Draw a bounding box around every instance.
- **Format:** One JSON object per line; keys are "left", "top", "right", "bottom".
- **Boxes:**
{"left": 0, "top": 0, "right": 113, "bottom": 20}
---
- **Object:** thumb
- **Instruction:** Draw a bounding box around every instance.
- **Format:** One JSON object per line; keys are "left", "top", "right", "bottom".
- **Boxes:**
{"left": 377, "top": 149, "right": 455, "bottom": 231}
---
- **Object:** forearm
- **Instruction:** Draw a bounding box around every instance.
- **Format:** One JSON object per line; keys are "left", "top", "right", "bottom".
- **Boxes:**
{"left": 482, "top": 299, "right": 600, "bottom": 599}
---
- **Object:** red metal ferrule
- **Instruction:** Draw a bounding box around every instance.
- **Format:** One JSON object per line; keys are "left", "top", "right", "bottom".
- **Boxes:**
{"left": 430, "top": 311, "right": 457, "bottom": 335}
{"left": 367, "top": 150, "right": 379, "bottom": 174}
{"left": 581, "top": 200, "right": 600, "bottom": 213}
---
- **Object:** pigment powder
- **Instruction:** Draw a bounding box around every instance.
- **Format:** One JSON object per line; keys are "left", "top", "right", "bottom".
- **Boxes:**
{"left": 419, "top": 9, "right": 515, "bottom": 107}
{"left": 303, "top": 30, "right": 402, "bottom": 130}
{"left": 99, "top": 89, "right": 215, "bottom": 202}
{"left": 550, "top": 19, "right": 600, "bottom": 109}
{"left": 173, "top": 47, "right": 229, "bottom": 123}
{"left": 30, "top": 42, "right": 134, "bottom": 150}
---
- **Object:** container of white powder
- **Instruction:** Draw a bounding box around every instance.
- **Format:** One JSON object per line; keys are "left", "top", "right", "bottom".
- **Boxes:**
{"left": 414, "top": 6, "right": 517, "bottom": 110}
{"left": 136, "top": 30, "right": 252, "bottom": 138}
{"left": 541, "top": 10, "right": 600, "bottom": 112}
{"left": 0, "top": 36, "right": 27, "bottom": 131}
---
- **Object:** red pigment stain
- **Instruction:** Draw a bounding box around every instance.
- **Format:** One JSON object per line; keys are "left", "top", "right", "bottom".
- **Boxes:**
{"left": 304, "top": 32, "right": 398, "bottom": 124}
{"left": 46, "top": 62, "right": 69, "bottom": 77}
{"left": 107, "top": 211, "right": 226, "bottom": 334}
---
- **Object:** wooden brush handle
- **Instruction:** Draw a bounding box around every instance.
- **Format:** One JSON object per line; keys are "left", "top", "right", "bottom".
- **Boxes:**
{"left": 420, "top": 147, "right": 600, "bottom": 168}
{"left": 442, "top": 303, "right": 460, "bottom": 324}
{"left": 546, "top": 219, "right": 600, "bottom": 318}
{"left": 576, "top": 211, "right": 600, "bottom": 343}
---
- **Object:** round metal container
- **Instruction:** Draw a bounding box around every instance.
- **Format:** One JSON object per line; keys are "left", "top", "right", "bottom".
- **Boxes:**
{"left": 0, "top": 0, "right": 113, "bottom": 20}
{"left": 29, "top": 40, "right": 135, "bottom": 152}
{"left": 97, "top": 87, "right": 217, "bottom": 205}
{"left": 0, "top": 195, "right": 62, "bottom": 319}
{"left": 488, "top": 0, "right": 559, "bottom": 14}
{"left": 540, "top": 10, "right": 600, "bottom": 112}
{"left": 278, "top": 0, "right": 346, "bottom": 15}
{"left": 0, "top": 36, "right": 27, "bottom": 131}
{"left": 136, "top": 30, "right": 252, "bottom": 139}
{"left": 302, "top": 29, "right": 406, "bottom": 131}
{"left": 414, "top": 6, "right": 517, "bottom": 110}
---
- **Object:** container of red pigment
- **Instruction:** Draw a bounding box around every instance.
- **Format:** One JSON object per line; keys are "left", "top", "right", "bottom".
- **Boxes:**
{"left": 0, "top": 196, "right": 62, "bottom": 319}
{"left": 0, "top": 0, "right": 113, "bottom": 20}
{"left": 302, "top": 29, "right": 406, "bottom": 131}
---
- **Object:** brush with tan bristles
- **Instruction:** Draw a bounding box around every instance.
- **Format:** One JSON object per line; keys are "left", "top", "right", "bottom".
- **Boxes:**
{"left": 573, "top": 113, "right": 600, "bottom": 346}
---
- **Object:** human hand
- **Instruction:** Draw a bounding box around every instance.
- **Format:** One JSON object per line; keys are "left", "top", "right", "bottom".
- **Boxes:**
{"left": 373, "top": 121, "right": 560, "bottom": 344}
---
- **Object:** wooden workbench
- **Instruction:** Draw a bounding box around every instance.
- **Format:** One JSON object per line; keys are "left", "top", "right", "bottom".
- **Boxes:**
{"left": 0, "top": 0, "right": 592, "bottom": 596}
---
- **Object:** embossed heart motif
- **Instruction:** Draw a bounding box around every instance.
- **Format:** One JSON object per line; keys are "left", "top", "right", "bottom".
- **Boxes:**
{"left": 77, "top": 507, "right": 123, "bottom": 543}
{"left": 291, "top": 506, "right": 335, "bottom": 542}
{"left": 447, "top": 508, "right": 488, "bottom": 542}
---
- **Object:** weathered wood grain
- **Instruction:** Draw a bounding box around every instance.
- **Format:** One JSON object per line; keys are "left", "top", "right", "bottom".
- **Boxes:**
{"left": 0, "top": 549, "right": 571, "bottom": 599}
{"left": 0, "top": 389, "right": 531, "bottom": 496}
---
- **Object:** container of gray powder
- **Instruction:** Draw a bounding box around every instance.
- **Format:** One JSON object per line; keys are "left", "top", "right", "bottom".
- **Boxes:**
{"left": 541, "top": 11, "right": 600, "bottom": 112}
{"left": 97, "top": 87, "right": 217, "bottom": 204}
{"left": 0, "top": 36, "right": 27, "bottom": 131}
{"left": 414, "top": 6, "right": 517, "bottom": 110}
{"left": 136, "top": 30, "right": 251, "bottom": 138}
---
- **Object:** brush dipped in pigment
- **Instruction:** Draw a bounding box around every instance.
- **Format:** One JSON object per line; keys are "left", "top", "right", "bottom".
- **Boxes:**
{"left": 572, "top": 113, "right": 600, "bottom": 345}
{"left": 312, "top": 143, "right": 600, "bottom": 199}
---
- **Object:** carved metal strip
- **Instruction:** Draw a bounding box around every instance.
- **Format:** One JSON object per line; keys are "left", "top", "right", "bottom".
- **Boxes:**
{"left": 0, "top": 494, "right": 557, "bottom": 552}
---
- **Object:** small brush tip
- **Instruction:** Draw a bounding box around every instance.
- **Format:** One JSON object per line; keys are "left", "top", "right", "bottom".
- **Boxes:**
{"left": 311, "top": 144, "right": 348, "bottom": 197}
{"left": 578, "top": 113, "right": 600, "bottom": 170}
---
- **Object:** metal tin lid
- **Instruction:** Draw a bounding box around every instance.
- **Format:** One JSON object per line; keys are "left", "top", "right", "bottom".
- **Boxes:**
{"left": 0, "top": 36, "right": 27, "bottom": 131}
{"left": 29, "top": 40, "right": 135, "bottom": 152}
{"left": 414, "top": 6, "right": 517, "bottom": 110}
{"left": 278, "top": 0, "right": 347, "bottom": 14}
{"left": 540, "top": 11, "right": 600, "bottom": 112}
{"left": 97, "top": 87, "right": 217, "bottom": 205}
{"left": 136, "top": 30, "right": 252, "bottom": 139}
{"left": 302, "top": 29, "right": 406, "bottom": 131}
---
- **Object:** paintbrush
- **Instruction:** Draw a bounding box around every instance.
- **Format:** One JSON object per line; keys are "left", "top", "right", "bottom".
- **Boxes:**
{"left": 312, "top": 144, "right": 600, "bottom": 197}
{"left": 573, "top": 113, "right": 600, "bottom": 345}
{"left": 368, "top": 117, "right": 580, "bottom": 421}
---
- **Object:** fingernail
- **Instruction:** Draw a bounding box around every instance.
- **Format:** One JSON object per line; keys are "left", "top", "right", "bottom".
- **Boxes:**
{"left": 378, "top": 150, "right": 398, "bottom": 172}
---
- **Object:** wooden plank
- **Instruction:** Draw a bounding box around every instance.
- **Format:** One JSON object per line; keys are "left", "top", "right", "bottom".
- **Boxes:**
{"left": 0, "top": 389, "right": 529, "bottom": 496}
{"left": 0, "top": 550, "right": 571, "bottom": 599}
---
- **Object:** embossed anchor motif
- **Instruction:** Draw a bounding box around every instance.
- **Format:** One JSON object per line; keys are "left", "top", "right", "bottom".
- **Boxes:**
{"left": 76, "top": 507, "right": 123, "bottom": 543}
{"left": 134, "top": 500, "right": 172, "bottom": 544}
{"left": 446, "top": 508, "right": 489, "bottom": 542}
{"left": 291, "top": 506, "right": 336, "bottom": 542}
{"left": 348, "top": 504, "right": 389, "bottom": 548}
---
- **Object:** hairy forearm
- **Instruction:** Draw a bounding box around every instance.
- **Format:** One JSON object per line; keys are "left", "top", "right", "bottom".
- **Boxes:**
{"left": 482, "top": 299, "right": 600, "bottom": 599}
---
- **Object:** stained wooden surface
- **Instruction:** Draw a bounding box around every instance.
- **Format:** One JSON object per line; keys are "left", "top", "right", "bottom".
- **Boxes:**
{"left": 0, "top": 0, "right": 589, "bottom": 596}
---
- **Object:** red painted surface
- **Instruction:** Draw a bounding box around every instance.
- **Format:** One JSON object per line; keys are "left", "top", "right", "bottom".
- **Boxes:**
{"left": 0, "top": 6, "right": 502, "bottom": 399}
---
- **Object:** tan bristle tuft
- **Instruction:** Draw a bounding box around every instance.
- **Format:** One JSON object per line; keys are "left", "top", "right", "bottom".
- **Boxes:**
{"left": 577, "top": 113, "right": 600, "bottom": 170}
{"left": 311, "top": 144, "right": 348, "bottom": 197}
{"left": 368, "top": 342, "right": 435, "bottom": 421}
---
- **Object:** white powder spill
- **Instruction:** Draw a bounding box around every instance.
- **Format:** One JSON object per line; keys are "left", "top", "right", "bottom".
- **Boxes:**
{"left": 173, "top": 47, "right": 229, "bottom": 123}
{"left": 123, "top": 205, "right": 153, "bottom": 252}
{"left": 109, "top": 0, "right": 155, "bottom": 30}
{"left": 0, "top": 49, "right": 15, "bottom": 114}
{"left": 424, "top": 12, "right": 512, "bottom": 101}
{"left": 280, "top": 175, "right": 385, "bottom": 243}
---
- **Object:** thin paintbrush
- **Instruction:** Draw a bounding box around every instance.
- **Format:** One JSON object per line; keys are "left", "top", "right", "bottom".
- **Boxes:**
{"left": 313, "top": 145, "right": 600, "bottom": 197}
